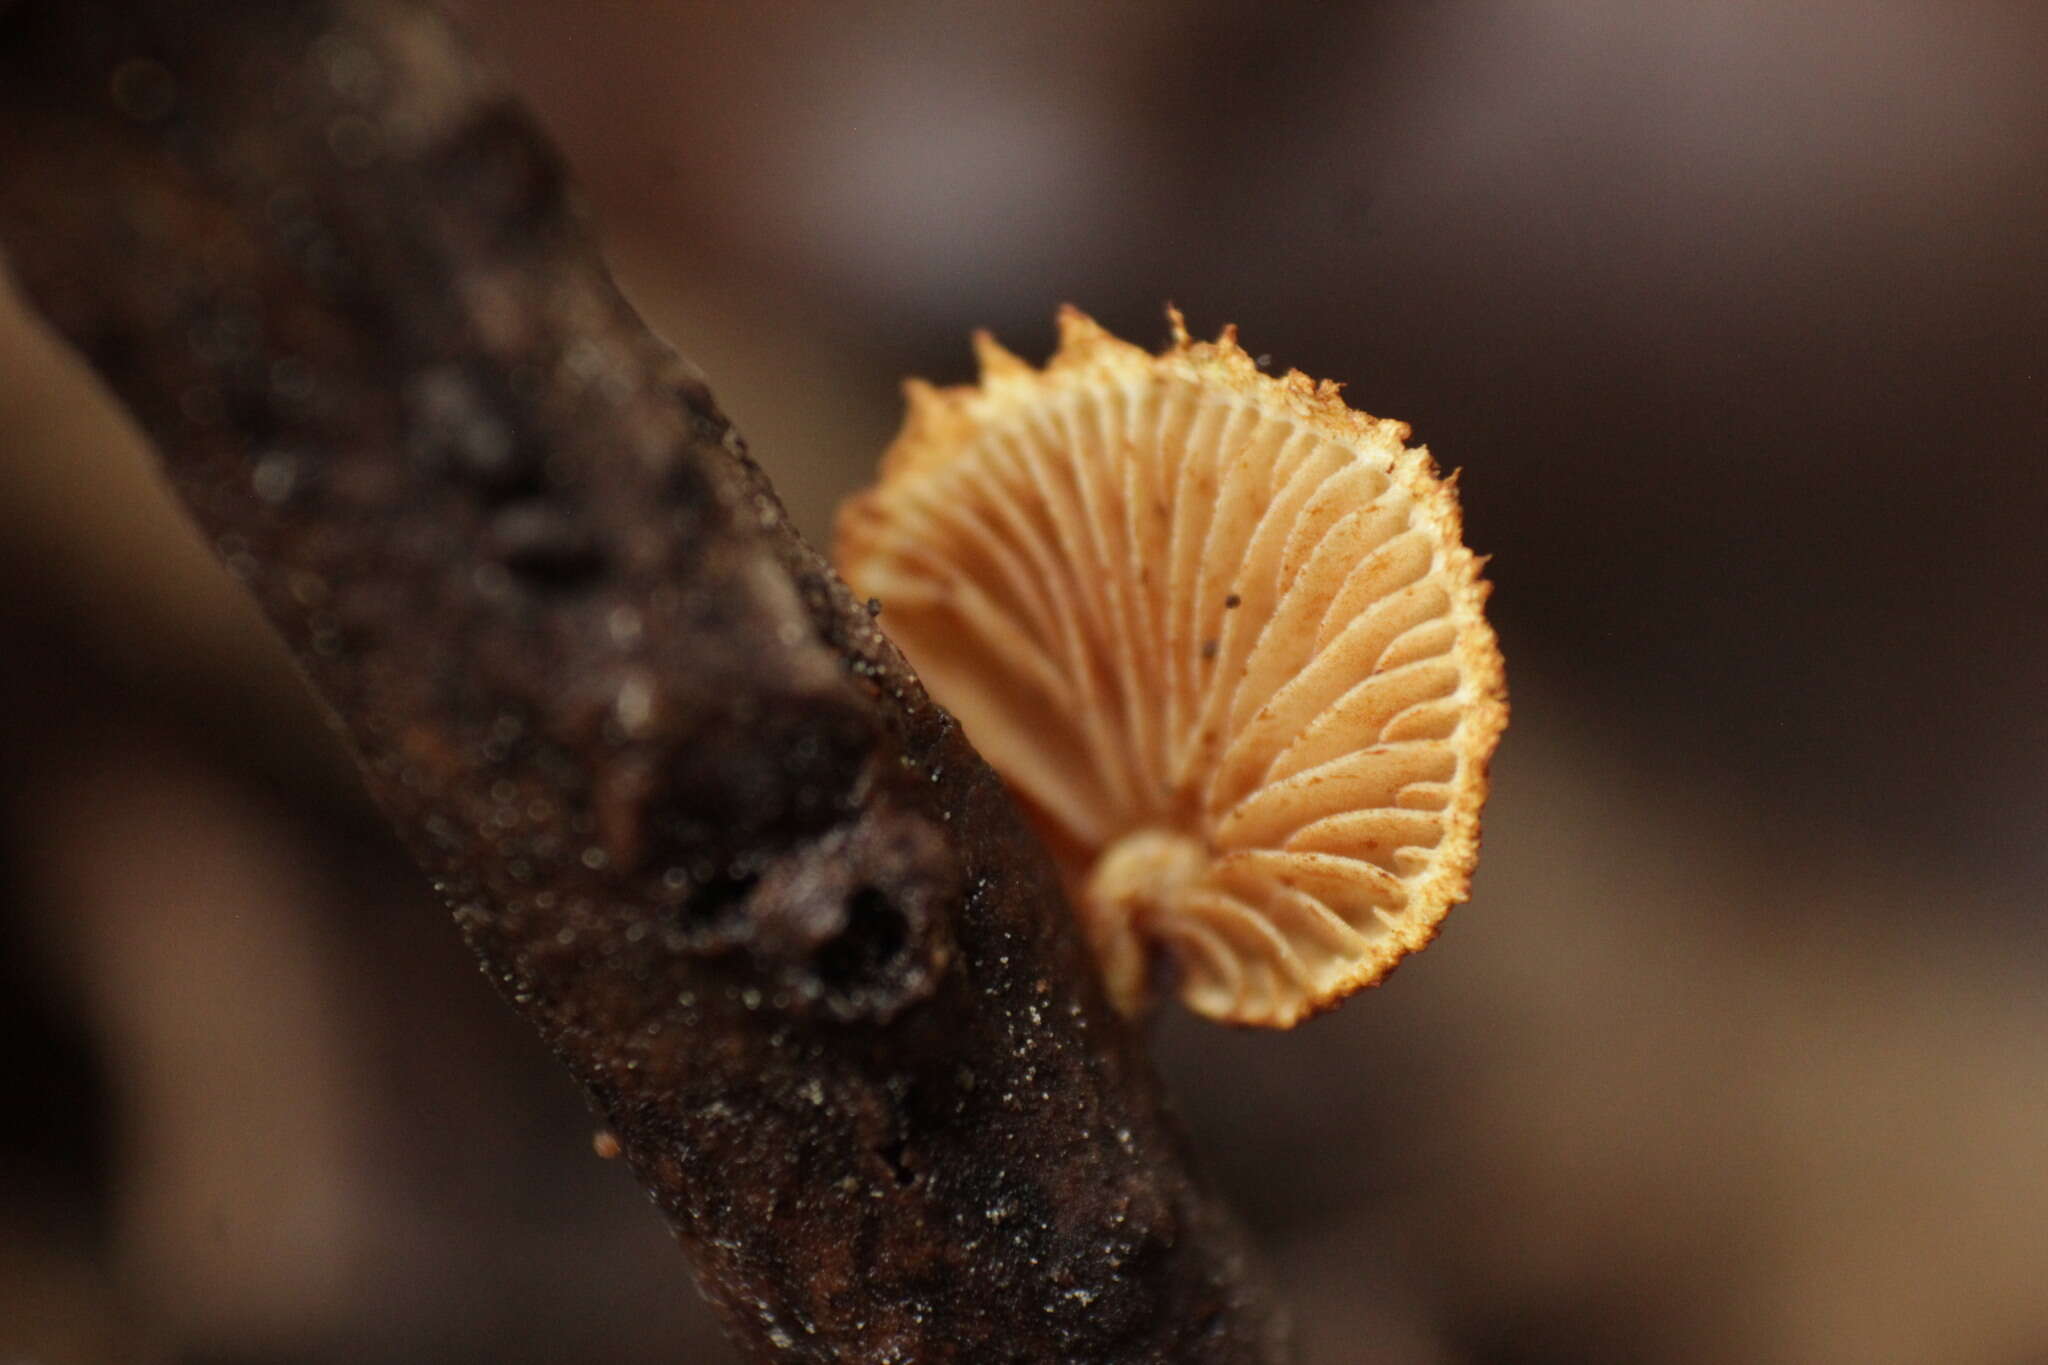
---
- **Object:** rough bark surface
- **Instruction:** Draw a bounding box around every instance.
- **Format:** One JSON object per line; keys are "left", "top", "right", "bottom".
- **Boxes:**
{"left": 0, "top": 1, "right": 1290, "bottom": 1361}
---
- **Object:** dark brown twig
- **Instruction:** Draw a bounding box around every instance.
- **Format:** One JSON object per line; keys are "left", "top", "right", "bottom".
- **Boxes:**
{"left": 0, "top": 1, "right": 1288, "bottom": 1360}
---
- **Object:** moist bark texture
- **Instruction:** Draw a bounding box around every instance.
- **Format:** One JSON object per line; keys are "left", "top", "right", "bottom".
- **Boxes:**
{"left": 0, "top": 1, "right": 1288, "bottom": 1360}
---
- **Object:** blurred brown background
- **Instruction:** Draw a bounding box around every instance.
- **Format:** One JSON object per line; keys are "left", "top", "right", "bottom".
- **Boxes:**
{"left": 3, "top": 3, "right": 2044, "bottom": 1362}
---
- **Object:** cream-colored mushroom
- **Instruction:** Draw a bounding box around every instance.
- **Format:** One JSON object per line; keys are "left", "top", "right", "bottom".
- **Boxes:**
{"left": 837, "top": 308, "right": 1507, "bottom": 1027}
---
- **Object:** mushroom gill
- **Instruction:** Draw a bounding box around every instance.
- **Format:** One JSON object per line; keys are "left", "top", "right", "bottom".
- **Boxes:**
{"left": 836, "top": 308, "right": 1507, "bottom": 1027}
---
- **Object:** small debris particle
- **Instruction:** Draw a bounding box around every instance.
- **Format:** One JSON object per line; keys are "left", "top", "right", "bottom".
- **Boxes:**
{"left": 1200, "top": 638, "right": 1219, "bottom": 660}
{"left": 1223, "top": 593, "right": 1241, "bottom": 609}
{"left": 613, "top": 669, "right": 656, "bottom": 737}
{"left": 592, "top": 1130, "right": 622, "bottom": 1159}
{"left": 251, "top": 451, "right": 298, "bottom": 504}
{"left": 607, "top": 604, "right": 644, "bottom": 647}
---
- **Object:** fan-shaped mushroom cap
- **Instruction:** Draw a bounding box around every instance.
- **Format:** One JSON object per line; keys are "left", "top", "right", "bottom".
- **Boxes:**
{"left": 836, "top": 308, "right": 1507, "bottom": 1027}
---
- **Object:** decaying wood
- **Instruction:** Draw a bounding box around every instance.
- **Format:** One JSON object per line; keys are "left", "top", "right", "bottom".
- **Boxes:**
{"left": 0, "top": 1, "right": 1288, "bottom": 1360}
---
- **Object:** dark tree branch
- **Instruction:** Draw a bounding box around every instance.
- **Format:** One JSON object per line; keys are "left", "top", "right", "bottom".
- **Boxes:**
{"left": 0, "top": 1, "right": 1288, "bottom": 1360}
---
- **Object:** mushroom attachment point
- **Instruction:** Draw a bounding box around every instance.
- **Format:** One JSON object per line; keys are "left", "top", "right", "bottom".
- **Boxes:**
{"left": 837, "top": 308, "right": 1507, "bottom": 1027}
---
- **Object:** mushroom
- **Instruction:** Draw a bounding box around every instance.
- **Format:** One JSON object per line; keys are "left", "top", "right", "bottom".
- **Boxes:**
{"left": 836, "top": 308, "right": 1507, "bottom": 1027}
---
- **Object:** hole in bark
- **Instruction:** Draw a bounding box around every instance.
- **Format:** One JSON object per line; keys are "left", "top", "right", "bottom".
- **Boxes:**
{"left": 814, "top": 886, "right": 907, "bottom": 993}
{"left": 442, "top": 100, "right": 572, "bottom": 245}
{"left": 491, "top": 500, "right": 608, "bottom": 592}
{"left": 472, "top": 462, "right": 547, "bottom": 505}
{"left": 511, "top": 549, "right": 604, "bottom": 592}
{"left": 684, "top": 868, "right": 758, "bottom": 932}
{"left": 877, "top": 1135, "right": 916, "bottom": 1187}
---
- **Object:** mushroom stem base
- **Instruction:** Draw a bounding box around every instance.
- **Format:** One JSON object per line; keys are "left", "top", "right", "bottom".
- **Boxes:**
{"left": 1083, "top": 828, "right": 1209, "bottom": 1014}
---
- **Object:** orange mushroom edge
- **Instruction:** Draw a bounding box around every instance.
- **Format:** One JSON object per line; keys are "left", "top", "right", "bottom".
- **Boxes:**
{"left": 835, "top": 307, "right": 1507, "bottom": 1028}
